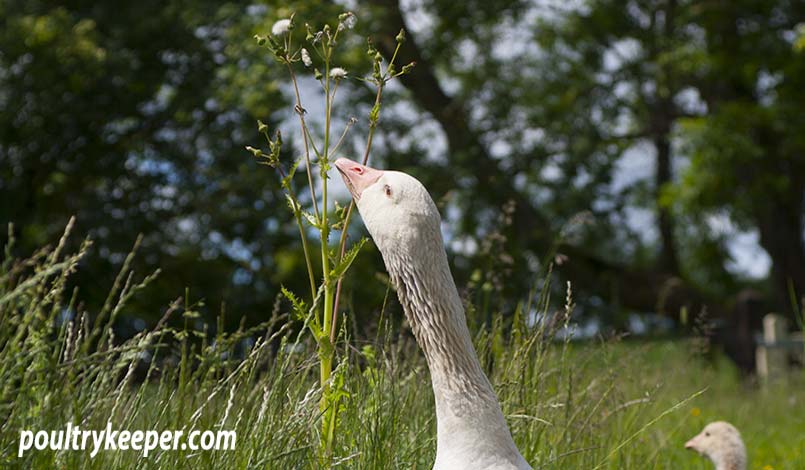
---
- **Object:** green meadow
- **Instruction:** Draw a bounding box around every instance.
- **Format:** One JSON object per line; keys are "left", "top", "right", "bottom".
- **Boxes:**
{"left": 1, "top": 234, "right": 802, "bottom": 469}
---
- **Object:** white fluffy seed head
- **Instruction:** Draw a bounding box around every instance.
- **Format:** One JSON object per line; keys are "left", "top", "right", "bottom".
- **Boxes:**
{"left": 301, "top": 48, "right": 312, "bottom": 67}
{"left": 329, "top": 67, "right": 347, "bottom": 79}
{"left": 340, "top": 12, "right": 357, "bottom": 30}
{"left": 271, "top": 19, "right": 291, "bottom": 36}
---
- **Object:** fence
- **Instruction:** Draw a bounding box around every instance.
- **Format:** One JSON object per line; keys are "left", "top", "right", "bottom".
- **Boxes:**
{"left": 755, "top": 313, "right": 804, "bottom": 380}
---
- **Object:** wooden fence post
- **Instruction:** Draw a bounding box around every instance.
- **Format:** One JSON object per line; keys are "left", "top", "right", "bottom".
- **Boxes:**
{"left": 756, "top": 313, "right": 788, "bottom": 381}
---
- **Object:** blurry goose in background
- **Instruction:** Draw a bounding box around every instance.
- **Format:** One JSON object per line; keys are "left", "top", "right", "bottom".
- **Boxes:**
{"left": 335, "top": 157, "right": 530, "bottom": 470}
{"left": 685, "top": 421, "right": 747, "bottom": 470}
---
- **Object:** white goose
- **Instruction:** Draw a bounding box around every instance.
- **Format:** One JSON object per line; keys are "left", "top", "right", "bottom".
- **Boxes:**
{"left": 685, "top": 421, "right": 747, "bottom": 470}
{"left": 335, "top": 158, "right": 530, "bottom": 470}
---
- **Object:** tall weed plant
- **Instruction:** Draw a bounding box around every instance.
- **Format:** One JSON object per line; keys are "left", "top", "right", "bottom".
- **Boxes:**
{"left": 247, "top": 11, "right": 413, "bottom": 463}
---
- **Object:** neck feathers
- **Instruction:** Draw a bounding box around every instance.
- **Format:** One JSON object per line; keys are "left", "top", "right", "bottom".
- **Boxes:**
{"left": 713, "top": 441, "right": 747, "bottom": 470}
{"left": 717, "top": 462, "right": 745, "bottom": 470}
{"left": 372, "top": 204, "right": 529, "bottom": 468}
{"left": 383, "top": 230, "right": 495, "bottom": 404}
{"left": 716, "top": 455, "right": 746, "bottom": 470}
{"left": 381, "top": 226, "right": 529, "bottom": 468}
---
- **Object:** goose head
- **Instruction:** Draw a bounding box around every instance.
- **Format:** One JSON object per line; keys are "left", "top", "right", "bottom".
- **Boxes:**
{"left": 334, "top": 158, "right": 441, "bottom": 256}
{"left": 685, "top": 421, "right": 747, "bottom": 470}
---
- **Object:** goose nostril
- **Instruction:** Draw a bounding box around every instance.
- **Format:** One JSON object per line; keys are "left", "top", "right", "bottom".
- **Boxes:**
{"left": 353, "top": 166, "right": 363, "bottom": 174}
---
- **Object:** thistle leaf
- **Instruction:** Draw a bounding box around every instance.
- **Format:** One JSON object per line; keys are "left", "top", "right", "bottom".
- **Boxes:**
{"left": 330, "top": 237, "right": 367, "bottom": 281}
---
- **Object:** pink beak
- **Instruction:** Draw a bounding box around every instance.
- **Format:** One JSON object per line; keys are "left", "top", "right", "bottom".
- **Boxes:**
{"left": 684, "top": 439, "right": 696, "bottom": 450}
{"left": 334, "top": 158, "right": 383, "bottom": 201}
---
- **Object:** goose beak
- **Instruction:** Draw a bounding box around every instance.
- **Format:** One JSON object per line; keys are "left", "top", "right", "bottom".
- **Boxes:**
{"left": 684, "top": 437, "right": 698, "bottom": 451}
{"left": 334, "top": 158, "right": 383, "bottom": 201}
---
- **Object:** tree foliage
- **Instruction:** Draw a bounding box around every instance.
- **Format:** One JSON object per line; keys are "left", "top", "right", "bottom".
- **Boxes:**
{"left": 1, "top": 0, "right": 803, "bottom": 340}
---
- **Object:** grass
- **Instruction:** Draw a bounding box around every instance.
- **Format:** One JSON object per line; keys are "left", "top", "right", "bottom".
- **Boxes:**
{"left": 1, "top": 224, "right": 804, "bottom": 469}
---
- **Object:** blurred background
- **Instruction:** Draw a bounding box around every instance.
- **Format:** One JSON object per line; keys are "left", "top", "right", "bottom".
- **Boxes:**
{"left": 1, "top": 0, "right": 804, "bottom": 373}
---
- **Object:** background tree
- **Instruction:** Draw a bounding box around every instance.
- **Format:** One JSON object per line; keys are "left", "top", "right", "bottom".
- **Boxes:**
{"left": 0, "top": 0, "right": 303, "bottom": 329}
{"left": 1, "top": 0, "right": 803, "bottom": 370}
{"left": 674, "top": 0, "right": 805, "bottom": 316}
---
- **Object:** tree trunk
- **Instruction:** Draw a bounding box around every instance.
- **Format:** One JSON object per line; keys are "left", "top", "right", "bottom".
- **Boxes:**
{"left": 654, "top": 129, "right": 679, "bottom": 274}
{"left": 652, "top": 0, "right": 680, "bottom": 274}
{"left": 755, "top": 199, "right": 805, "bottom": 316}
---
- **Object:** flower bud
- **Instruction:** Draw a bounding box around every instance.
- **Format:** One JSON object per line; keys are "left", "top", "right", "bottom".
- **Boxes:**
{"left": 245, "top": 146, "right": 262, "bottom": 158}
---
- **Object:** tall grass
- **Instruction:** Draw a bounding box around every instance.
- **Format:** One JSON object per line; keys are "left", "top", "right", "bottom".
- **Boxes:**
{"left": 2, "top": 224, "right": 803, "bottom": 469}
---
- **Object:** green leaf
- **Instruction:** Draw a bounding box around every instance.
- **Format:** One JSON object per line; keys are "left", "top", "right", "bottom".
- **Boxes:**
{"left": 284, "top": 194, "right": 300, "bottom": 214}
{"left": 280, "top": 158, "right": 302, "bottom": 190}
{"left": 329, "top": 237, "right": 367, "bottom": 281}
{"left": 280, "top": 286, "right": 307, "bottom": 321}
{"left": 302, "top": 210, "right": 319, "bottom": 229}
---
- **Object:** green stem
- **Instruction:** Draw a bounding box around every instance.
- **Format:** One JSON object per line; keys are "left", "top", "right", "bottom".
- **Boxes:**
{"left": 321, "top": 51, "right": 332, "bottom": 347}
{"left": 294, "top": 203, "right": 318, "bottom": 301}
{"left": 319, "top": 39, "right": 336, "bottom": 465}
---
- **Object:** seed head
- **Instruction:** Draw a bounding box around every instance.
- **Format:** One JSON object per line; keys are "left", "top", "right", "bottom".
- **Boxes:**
{"left": 329, "top": 67, "right": 347, "bottom": 79}
{"left": 339, "top": 12, "right": 357, "bottom": 30}
{"left": 301, "top": 48, "right": 312, "bottom": 67}
{"left": 271, "top": 19, "right": 292, "bottom": 36}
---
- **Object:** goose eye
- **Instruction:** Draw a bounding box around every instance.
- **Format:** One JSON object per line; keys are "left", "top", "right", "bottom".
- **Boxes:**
{"left": 383, "top": 185, "right": 392, "bottom": 197}
{"left": 705, "top": 432, "right": 710, "bottom": 437}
